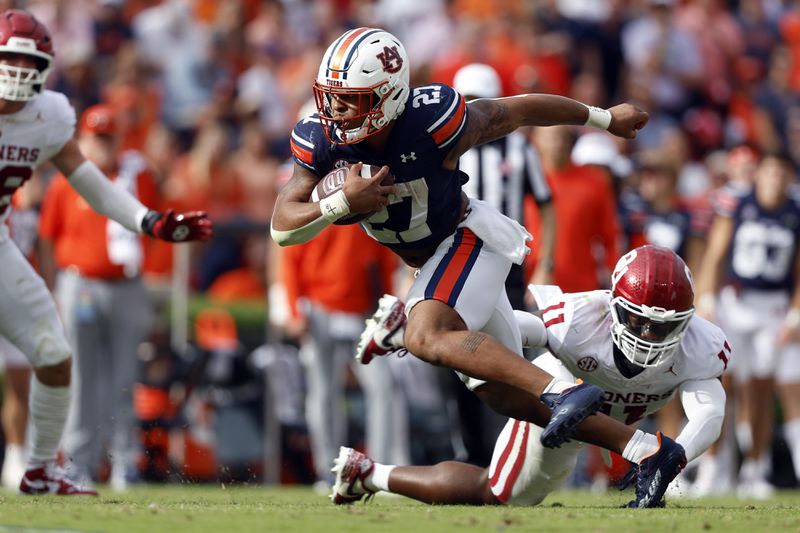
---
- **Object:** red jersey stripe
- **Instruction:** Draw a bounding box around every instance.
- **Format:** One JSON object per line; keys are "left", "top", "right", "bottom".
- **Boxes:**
{"left": 431, "top": 96, "right": 466, "bottom": 145}
{"left": 544, "top": 314, "right": 565, "bottom": 328}
{"left": 290, "top": 139, "right": 314, "bottom": 165}
{"left": 717, "top": 350, "right": 729, "bottom": 369}
{"left": 542, "top": 301, "right": 566, "bottom": 315}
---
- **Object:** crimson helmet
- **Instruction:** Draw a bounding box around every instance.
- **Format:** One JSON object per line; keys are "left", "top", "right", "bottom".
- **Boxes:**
{"left": 313, "top": 27, "right": 409, "bottom": 145}
{"left": 610, "top": 245, "right": 695, "bottom": 368}
{"left": 0, "top": 9, "right": 54, "bottom": 101}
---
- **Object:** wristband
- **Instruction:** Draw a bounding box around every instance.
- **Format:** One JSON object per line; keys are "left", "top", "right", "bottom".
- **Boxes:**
{"left": 140, "top": 210, "right": 161, "bottom": 237}
{"left": 584, "top": 105, "right": 612, "bottom": 130}
{"left": 319, "top": 189, "right": 350, "bottom": 222}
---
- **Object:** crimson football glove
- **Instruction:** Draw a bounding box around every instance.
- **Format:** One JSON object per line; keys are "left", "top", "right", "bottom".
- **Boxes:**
{"left": 142, "top": 209, "right": 213, "bottom": 242}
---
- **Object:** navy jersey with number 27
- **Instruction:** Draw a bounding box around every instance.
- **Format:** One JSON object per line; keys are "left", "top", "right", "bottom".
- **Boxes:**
{"left": 290, "top": 83, "right": 470, "bottom": 252}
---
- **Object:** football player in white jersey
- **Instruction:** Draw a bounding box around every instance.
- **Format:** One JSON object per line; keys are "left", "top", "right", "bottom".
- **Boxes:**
{"left": 0, "top": 9, "right": 212, "bottom": 495}
{"left": 333, "top": 246, "right": 728, "bottom": 508}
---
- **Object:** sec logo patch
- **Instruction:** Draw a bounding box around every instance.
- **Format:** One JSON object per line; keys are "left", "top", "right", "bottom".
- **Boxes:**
{"left": 577, "top": 356, "right": 598, "bottom": 372}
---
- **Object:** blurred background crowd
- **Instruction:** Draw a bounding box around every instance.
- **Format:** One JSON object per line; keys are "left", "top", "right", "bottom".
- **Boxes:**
{"left": 2, "top": 0, "right": 800, "bottom": 499}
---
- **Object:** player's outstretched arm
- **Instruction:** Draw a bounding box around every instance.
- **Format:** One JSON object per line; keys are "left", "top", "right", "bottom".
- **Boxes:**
{"left": 675, "top": 378, "right": 726, "bottom": 462}
{"left": 52, "top": 138, "right": 212, "bottom": 242}
{"left": 445, "top": 95, "right": 648, "bottom": 165}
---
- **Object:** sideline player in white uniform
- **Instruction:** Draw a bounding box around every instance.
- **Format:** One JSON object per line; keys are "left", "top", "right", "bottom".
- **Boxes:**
{"left": 332, "top": 246, "right": 728, "bottom": 508}
{"left": 0, "top": 9, "right": 212, "bottom": 495}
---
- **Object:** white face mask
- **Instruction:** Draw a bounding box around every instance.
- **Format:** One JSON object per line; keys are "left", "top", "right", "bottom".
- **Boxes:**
{"left": 0, "top": 62, "right": 47, "bottom": 101}
{"left": 610, "top": 296, "right": 694, "bottom": 368}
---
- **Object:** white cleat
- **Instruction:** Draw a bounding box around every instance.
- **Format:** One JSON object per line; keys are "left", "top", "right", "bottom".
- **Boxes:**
{"left": 330, "top": 446, "right": 375, "bottom": 505}
{"left": 355, "top": 295, "right": 406, "bottom": 364}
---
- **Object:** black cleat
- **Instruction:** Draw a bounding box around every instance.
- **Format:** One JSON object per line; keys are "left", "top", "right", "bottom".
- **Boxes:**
{"left": 625, "top": 433, "right": 687, "bottom": 508}
{"left": 539, "top": 382, "right": 605, "bottom": 448}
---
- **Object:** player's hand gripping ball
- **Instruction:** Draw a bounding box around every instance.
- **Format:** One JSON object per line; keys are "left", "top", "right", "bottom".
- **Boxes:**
{"left": 311, "top": 164, "right": 394, "bottom": 225}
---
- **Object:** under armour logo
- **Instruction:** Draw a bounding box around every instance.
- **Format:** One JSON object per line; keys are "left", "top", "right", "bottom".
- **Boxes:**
{"left": 400, "top": 152, "right": 416, "bottom": 163}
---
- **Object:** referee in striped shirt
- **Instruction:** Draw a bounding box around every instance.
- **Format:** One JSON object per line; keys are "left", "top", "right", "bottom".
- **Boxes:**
{"left": 454, "top": 64, "right": 557, "bottom": 311}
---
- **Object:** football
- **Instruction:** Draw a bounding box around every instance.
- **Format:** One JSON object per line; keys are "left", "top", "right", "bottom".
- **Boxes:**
{"left": 310, "top": 164, "right": 393, "bottom": 225}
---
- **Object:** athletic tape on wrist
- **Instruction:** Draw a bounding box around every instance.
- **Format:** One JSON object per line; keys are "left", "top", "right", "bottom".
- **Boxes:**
{"left": 319, "top": 189, "right": 350, "bottom": 222}
{"left": 584, "top": 105, "right": 612, "bottom": 130}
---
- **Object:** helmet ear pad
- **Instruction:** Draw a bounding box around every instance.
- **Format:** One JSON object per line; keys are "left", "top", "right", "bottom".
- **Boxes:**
{"left": 313, "top": 28, "right": 410, "bottom": 144}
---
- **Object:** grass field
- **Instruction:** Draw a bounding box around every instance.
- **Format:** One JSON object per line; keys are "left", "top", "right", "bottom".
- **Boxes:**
{"left": 1, "top": 485, "right": 800, "bottom": 533}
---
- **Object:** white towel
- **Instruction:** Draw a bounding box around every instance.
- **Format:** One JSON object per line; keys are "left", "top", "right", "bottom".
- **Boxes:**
{"left": 460, "top": 198, "right": 532, "bottom": 265}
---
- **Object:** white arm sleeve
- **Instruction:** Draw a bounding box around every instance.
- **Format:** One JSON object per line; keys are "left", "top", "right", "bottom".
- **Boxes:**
{"left": 270, "top": 215, "right": 331, "bottom": 246}
{"left": 515, "top": 310, "right": 548, "bottom": 348}
{"left": 676, "top": 378, "right": 726, "bottom": 462}
{"left": 67, "top": 160, "right": 149, "bottom": 233}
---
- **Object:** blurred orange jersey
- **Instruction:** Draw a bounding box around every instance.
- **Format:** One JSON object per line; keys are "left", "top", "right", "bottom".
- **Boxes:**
{"left": 528, "top": 164, "right": 619, "bottom": 292}
{"left": 280, "top": 225, "right": 397, "bottom": 318}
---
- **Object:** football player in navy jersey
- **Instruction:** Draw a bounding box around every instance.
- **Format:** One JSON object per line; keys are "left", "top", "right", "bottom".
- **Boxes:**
{"left": 619, "top": 152, "right": 705, "bottom": 273}
{"left": 271, "top": 27, "right": 682, "bottom": 507}
{"left": 696, "top": 151, "right": 800, "bottom": 498}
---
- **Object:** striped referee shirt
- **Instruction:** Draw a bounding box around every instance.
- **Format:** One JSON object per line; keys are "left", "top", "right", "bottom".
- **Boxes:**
{"left": 459, "top": 131, "right": 551, "bottom": 223}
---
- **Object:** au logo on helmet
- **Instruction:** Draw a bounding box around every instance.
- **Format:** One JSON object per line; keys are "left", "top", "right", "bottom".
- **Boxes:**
{"left": 376, "top": 45, "right": 403, "bottom": 74}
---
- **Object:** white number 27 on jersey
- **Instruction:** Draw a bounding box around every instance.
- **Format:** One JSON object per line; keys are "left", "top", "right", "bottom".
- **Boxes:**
{"left": 411, "top": 86, "right": 442, "bottom": 108}
{"left": 363, "top": 178, "right": 432, "bottom": 244}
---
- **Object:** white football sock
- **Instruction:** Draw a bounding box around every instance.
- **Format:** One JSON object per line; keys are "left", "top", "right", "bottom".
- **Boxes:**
{"left": 365, "top": 463, "right": 395, "bottom": 492}
{"left": 783, "top": 418, "right": 800, "bottom": 481}
{"left": 27, "top": 377, "right": 70, "bottom": 466}
{"left": 622, "top": 429, "right": 661, "bottom": 464}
